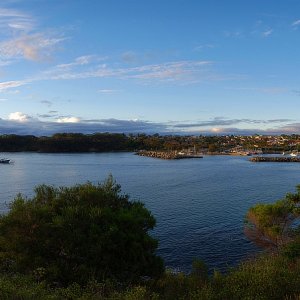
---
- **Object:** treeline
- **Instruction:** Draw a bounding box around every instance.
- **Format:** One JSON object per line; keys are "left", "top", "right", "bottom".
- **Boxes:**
{"left": 0, "top": 133, "right": 218, "bottom": 153}
{"left": 1, "top": 133, "right": 300, "bottom": 153}
{"left": 0, "top": 133, "right": 132, "bottom": 152}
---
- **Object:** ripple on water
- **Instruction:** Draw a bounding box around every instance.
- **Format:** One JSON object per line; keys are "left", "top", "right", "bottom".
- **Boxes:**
{"left": 1, "top": 152, "right": 300, "bottom": 272}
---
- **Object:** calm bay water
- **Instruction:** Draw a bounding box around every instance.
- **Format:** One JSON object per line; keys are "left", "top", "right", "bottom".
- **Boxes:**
{"left": 1, "top": 152, "right": 300, "bottom": 272}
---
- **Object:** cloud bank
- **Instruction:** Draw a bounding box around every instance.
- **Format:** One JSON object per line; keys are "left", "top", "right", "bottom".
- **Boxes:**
{"left": 0, "top": 114, "right": 299, "bottom": 136}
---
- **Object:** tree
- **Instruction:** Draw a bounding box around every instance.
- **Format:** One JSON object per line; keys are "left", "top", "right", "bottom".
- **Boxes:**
{"left": 0, "top": 176, "right": 164, "bottom": 285}
{"left": 208, "top": 144, "right": 218, "bottom": 153}
{"left": 245, "top": 185, "right": 300, "bottom": 249}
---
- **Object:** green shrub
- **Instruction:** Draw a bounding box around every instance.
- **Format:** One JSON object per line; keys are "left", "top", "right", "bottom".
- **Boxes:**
{"left": 0, "top": 176, "right": 164, "bottom": 285}
{"left": 282, "top": 238, "right": 300, "bottom": 260}
{"left": 245, "top": 185, "right": 300, "bottom": 249}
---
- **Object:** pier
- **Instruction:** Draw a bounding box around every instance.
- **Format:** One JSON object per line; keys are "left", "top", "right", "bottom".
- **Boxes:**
{"left": 136, "top": 150, "right": 203, "bottom": 160}
{"left": 250, "top": 156, "right": 300, "bottom": 163}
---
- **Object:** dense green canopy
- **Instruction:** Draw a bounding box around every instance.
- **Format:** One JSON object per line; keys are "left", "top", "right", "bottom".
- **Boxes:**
{"left": 0, "top": 176, "right": 164, "bottom": 285}
{"left": 245, "top": 185, "right": 300, "bottom": 249}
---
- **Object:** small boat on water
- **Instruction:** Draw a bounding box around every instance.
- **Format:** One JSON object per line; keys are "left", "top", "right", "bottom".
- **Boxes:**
{"left": 176, "top": 147, "right": 203, "bottom": 158}
{"left": 0, "top": 158, "right": 10, "bottom": 164}
{"left": 290, "top": 151, "right": 298, "bottom": 157}
{"left": 177, "top": 151, "right": 186, "bottom": 155}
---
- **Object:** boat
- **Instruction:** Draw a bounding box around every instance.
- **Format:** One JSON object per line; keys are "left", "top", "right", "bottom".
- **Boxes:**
{"left": 290, "top": 151, "right": 298, "bottom": 157}
{"left": 176, "top": 147, "right": 203, "bottom": 158}
{"left": 186, "top": 147, "right": 204, "bottom": 158}
{"left": 177, "top": 151, "right": 186, "bottom": 155}
{"left": 0, "top": 158, "right": 10, "bottom": 164}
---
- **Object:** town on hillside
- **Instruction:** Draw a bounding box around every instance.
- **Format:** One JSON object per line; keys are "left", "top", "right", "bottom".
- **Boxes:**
{"left": 0, "top": 133, "right": 300, "bottom": 154}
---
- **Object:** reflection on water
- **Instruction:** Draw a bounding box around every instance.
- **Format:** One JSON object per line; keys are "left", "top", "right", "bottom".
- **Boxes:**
{"left": 1, "top": 152, "right": 300, "bottom": 272}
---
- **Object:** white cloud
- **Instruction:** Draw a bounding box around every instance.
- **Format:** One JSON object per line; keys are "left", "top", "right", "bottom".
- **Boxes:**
{"left": 0, "top": 34, "right": 66, "bottom": 61}
{"left": 8, "top": 111, "right": 31, "bottom": 122}
{"left": 0, "top": 117, "right": 168, "bottom": 135}
{"left": 56, "top": 55, "right": 97, "bottom": 69}
{"left": 211, "top": 127, "right": 222, "bottom": 133}
{"left": 0, "top": 8, "right": 34, "bottom": 33}
{"left": 0, "top": 115, "right": 298, "bottom": 136}
{"left": 0, "top": 80, "right": 28, "bottom": 92}
{"left": 8, "top": 23, "right": 28, "bottom": 30}
{"left": 0, "top": 6, "right": 66, "bottom": 64}
{"left": 0, "top": 8, "right": 27, "bottom": 18}
{"left": 262, "top": 29, "right": 273, "bottom": 37}
{"left": 292, "top": 20, "right": 300, "bottom": 27}
{"left": 97, "top": 89, "right": 118, "bottom": 94}
{"left": 44, "top": 60, "right": 213, "bottom": 83}
{"left": 56, "top": 116, "right": 81, "bottom": 123}
{"left": 128, "top": 61, "right": 212, "bottom": 81}
{"left": 0, "top": 58, "right": 239, "bottom": 93}
{"left": 172, "top": 118, "right": 293, "bottom": 131}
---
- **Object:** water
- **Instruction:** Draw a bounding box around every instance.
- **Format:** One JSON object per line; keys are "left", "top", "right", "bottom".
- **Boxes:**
{"left": 1, "top": 152, "right": 300, "bottom": 272}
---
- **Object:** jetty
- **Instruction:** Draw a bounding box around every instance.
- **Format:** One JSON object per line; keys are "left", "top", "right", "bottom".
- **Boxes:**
{"left": 136, "top": 150, "right": 203, "bottom": 160}
{"left": 250, "top": 156, "right": 300, "bottom": 163}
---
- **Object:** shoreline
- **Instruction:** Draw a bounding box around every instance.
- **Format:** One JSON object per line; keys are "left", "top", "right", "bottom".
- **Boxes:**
{"left": 250, "top": 156, "right": 300, "bottom": 162}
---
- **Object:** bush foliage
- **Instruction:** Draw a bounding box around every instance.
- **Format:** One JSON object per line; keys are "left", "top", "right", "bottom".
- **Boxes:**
{"left": 0, "top": 176, "right": 164, "bottom": 285}
{"left": 245, "top": 184, "right": 300, "bottom": 249}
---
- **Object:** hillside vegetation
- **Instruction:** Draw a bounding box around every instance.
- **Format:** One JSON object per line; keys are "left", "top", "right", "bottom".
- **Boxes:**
{"left": 1, "top": 133, "right": 300, "bottom": 153}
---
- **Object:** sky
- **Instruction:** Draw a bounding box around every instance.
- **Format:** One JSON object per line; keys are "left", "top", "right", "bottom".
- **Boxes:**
{"left": 0, "top": 0, "right": 300, "bottom": 135}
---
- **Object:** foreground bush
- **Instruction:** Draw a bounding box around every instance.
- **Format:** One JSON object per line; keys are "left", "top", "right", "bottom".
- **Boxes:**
{"left": 0, "top": 274, "right": 158, "bottom": 299}
{"left": 245, "top": 185, "right": 300, "bottom": 249}
{"left": 149, "top": 253, "right": 300, "bottom": 300}
{"left": 1, "top": 252, "right": 300, "bottom": 299}
{"left": 0, "top": 176, "right": 164, "bottom": 285}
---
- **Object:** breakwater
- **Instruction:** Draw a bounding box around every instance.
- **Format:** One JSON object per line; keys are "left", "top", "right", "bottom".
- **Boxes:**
{"left": 136, "top": 150, "right": 203, "bottom": 160}
{"left": 250, "top": 156, "right": 300, "bottom": 162}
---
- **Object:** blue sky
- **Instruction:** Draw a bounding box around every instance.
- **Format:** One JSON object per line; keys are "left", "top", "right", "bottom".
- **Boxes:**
{"left": 0, "top": 0, "right": 300, "bottom": 135}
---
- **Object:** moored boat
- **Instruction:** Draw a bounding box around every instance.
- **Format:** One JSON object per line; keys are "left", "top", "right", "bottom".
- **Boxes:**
{"left": 290, "top": 151, "right": 298, "bottom": 157}
{"left": 0, "top": 158, "right": 10, "bottom": 164}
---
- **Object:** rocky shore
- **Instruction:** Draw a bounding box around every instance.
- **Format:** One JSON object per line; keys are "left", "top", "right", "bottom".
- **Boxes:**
{"left": 250, "top": 156, "right": 300, "bottom": 162}
{"left": 136, "top": 150, "right": 203, "bottom": 160}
